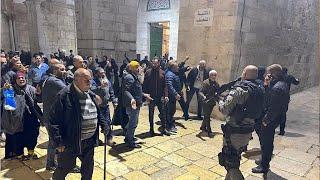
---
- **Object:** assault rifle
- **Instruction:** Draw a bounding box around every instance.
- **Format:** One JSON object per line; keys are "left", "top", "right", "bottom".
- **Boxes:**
{"left": 216, "top": 77, "right": 242, "bottom": 95}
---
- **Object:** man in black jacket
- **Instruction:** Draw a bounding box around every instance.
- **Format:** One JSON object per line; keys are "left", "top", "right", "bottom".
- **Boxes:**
{"left": 186, "top": 60, "right": 210, "bottom": 119}
{"left": 49, "top": 68, "right": 108, "bottom": 179}
{"left": 278, "top": 67, "right": 300, "bottom": 135}
{"left": 252, "top": 64, "right": 290, "bottom": 174}
{"left": 143, "top": 58, "right": 170, "bottom": 136}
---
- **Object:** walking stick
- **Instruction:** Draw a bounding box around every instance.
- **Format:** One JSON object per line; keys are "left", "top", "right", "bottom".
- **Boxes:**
{"left": 103, "top": 132, "right": 107, "bottom": 180}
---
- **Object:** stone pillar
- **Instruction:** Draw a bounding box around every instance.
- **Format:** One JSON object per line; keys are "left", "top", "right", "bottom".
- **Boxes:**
{"left": 26, "top": 0, "right": 77, "bottom": 55}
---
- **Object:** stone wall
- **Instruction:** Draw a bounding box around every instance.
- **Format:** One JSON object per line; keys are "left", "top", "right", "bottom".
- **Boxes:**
{"left": 75, "top": 0, "right": 138, "bottom": 62}
{"left": 1, "top": 12, "right": 11, "bottom": 51}
{"left": 13, "top": 2, "right": 29, "bottom": 50}
{"left": 177, "top": 0, "right": 238, "bottom": 118}
{"left": 26, "top": 0, "right": 77, "bottom": 55}
{"left": 231, "top": 0, "right": 319, "bottom": 92}
{"left": 1, "top": 2, "right": 29, "bottom": 51}
{"left": 136, "top": 0, "right": 180, "bottom": 59}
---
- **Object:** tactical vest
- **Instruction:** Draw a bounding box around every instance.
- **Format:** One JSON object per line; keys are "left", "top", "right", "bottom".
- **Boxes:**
{"left": 231, "top": 80, "right": 265, "bottom": 125}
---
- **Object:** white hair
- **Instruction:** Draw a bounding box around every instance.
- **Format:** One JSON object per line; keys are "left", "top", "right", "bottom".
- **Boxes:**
{"left": 199, "top": 60, "right": 206, "bottom": 64}
{"left": 209, "top": 70, "right": 217, "bottom": 76}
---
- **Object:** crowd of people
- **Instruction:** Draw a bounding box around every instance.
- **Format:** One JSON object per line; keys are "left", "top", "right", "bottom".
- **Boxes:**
{"left": 0, "top": 49, "right": 299, "bottom": 179}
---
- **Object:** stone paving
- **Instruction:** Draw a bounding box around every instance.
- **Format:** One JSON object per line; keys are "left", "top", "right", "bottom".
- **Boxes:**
{"left": 0, "top": 87, "right": 319, "bottom": 180}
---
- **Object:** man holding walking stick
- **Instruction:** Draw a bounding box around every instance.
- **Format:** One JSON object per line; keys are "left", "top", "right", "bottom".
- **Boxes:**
{"left": 48, "top": 68, "right": 109, "bottom": 180}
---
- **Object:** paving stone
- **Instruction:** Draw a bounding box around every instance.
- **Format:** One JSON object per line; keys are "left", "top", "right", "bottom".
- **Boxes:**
{"left": 0, "top": 159, "right": 24, "bottom": 170}
{"left": 0, "top": 166, "right": 42, "bottom": 179}
{"left": 34, "top": 168, "right": 52, "bottom": 180}
{"left": 66, "top": 173, "right": 81, "bottom": 180}
{"left": 239, "top": 159, "right": 256, "bottom": 173}
{"left": 270, "top": 156, "right": 311, "bottom": 176}
{"left": 305, "top": 166, "right": 319, "bottom": 180}
{"left": 175, "top": 148, "right": 204, "bottom": 161}
{"left": 174, "top": 133, "right": 205, "bottom": 146}
{"left": 209, "top": 164, "right": 227, "bottom": 177}
{"left": 142, "top": 135, "right": 169, "bottom": 147}
{"left": 174, "top": 172, "right": 199, "bottom": 180}
{"left": 307, "top": 144, "right": 320, "bottom": 156}
{"left": 92, "top": 166, "right": 114, "bottom": 180}
{"left": 278, "top": 148, "right": 317, "bottom": 165}
{"left": 185, "top": 164, "right": 221, "bottom": 179}
{"left": 150, "top": 165, "right": 186, "bottom": 180}
{"left": 193, "top": 157, "right": 218, "bottom": 169}
{"left": 101, "top": 160, "right": 130, "bottom": 177}
{"left": 163, "top": 154, "right": 191, "bottom": 167}
{"left": 123, "top": 171, "right": 151, "bottom": 180}
{"left": 187, "top": 142, "right": 220, "bottom": 158}
{"left": 94, "top": 150, "right": 119, "bottom": 165}
{"left": 154, "top": 140, "right": 185, "bottom": 153}
{"left": 251, "top": 167, "right": 308, "bottom": 180}
{"left": 23, "top": 156, "right": 47, "bottom": 171}
{"left": 122, "top": 152, "right": 158, "bottom": 170}
{"left": 143, "top": 165, "right": 161, "bottom": 175}
{"left": 245, "top": 175, "right": 263, "bottom": 180}
{"left": 154, "top": 160, "right": 172, "bottom": 169}
{"left": 143, "top": 147, "right": 168, "bottom": 158}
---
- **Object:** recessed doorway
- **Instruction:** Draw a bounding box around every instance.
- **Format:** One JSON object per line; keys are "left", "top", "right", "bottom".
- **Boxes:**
{"left": 149, "top": 22, "right": 170, "bottom": 59}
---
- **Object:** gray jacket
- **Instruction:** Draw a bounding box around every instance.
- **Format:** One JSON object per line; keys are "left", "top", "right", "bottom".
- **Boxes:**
{"left": 91, "top": 78, "right": 118, "bottom": 108}
{"left": 42, "top": 74, "right": 66, "bottom": 123}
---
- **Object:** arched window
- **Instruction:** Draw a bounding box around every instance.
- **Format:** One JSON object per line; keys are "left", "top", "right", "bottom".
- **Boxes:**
{"left": 147, "top": 0, "right": 170, "bottom": 11}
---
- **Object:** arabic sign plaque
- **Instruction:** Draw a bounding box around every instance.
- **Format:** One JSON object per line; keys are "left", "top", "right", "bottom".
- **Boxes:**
{"left": 194, "top": 8, "right": 213, "bottom": 26}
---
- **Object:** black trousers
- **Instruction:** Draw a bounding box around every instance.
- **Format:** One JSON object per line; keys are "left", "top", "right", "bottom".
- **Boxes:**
{"left": 186, "top": 87, "right": 202, "bottom": 117}
{"left": 23, "top": 112, "right": 40, "bottom": 151}
{"left": 5, "top": 132, "right": 24, "bottom": 158}
{"left": 167, "top": 98, "right": 177, "bottom": 130}
{"left": 148, "top": 97, "right": 165, "bottom": 131}
{"left": 201, "top": 103, "right": 214, "bottom": 132}
{"left": 52, "top": 137, "right": 95, "bottom": 180}
{"left": 178, "top": 96, "right": 189, "bottom": 117}
{"left": 279, "top": 112, "right": 287, "bottom": 133}
{"left": 260, "top": 125, "right": 276, "bottom": 169}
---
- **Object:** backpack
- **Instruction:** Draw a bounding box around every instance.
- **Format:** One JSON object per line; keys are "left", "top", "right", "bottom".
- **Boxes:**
{"left": 232, "top": 80, "right": 265, "bottom": 121}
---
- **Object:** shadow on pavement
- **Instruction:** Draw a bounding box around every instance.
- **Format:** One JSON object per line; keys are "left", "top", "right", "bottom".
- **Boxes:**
{"left": 275, "top": 130, "right": 305, "bottom": 137}
{"left": 243, "top": 148, "right": 261, "bottom": 160}
{"left": 1, "top": 155, "right": 52, "bottom": 179}
{"left": 264, "top": 170, "right": 287, "bottom": 180}
{"left": 37, "top": 141, "right": 49, "bottom": 149}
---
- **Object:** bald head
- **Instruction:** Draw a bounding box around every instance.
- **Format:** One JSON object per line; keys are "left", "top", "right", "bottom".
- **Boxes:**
{"left": 199, "top": 60, "right": 206, "bottom": 70}
{"left": 52, "top": 63, "right": 66, "bottom": 79}
{"left": 241, "top": 65, "right": 258, "bottom": 80}
{"left": 49, "top": 58, "right": 60, "bottom": 67}
{"left": 74, "top": 68, "right": 92, "bottom": 92}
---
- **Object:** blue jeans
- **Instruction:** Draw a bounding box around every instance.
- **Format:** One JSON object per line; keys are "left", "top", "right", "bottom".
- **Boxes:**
{"left": 100, "top": 106, "right": 112, "bottom": 140}
{"left": 167, "top": 98, "right": 177, "bottom": 130}
{"left": 45, "top": 123, "right": 56, "bottom": 168}
{"left": 125, "top": 107, "right": 140, "bottom": 145}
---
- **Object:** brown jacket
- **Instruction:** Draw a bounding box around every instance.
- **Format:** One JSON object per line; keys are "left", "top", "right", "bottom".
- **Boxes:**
{"left": 199, "top": 79, "right": 220, "bottom": 106}
{"left": 143, "top": 68, "right": 168, "bottom": 99}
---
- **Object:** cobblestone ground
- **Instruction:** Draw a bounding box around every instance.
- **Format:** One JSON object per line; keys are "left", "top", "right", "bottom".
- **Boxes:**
{"left": 0, "top": 87, "right": 319, "bottom": 180}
